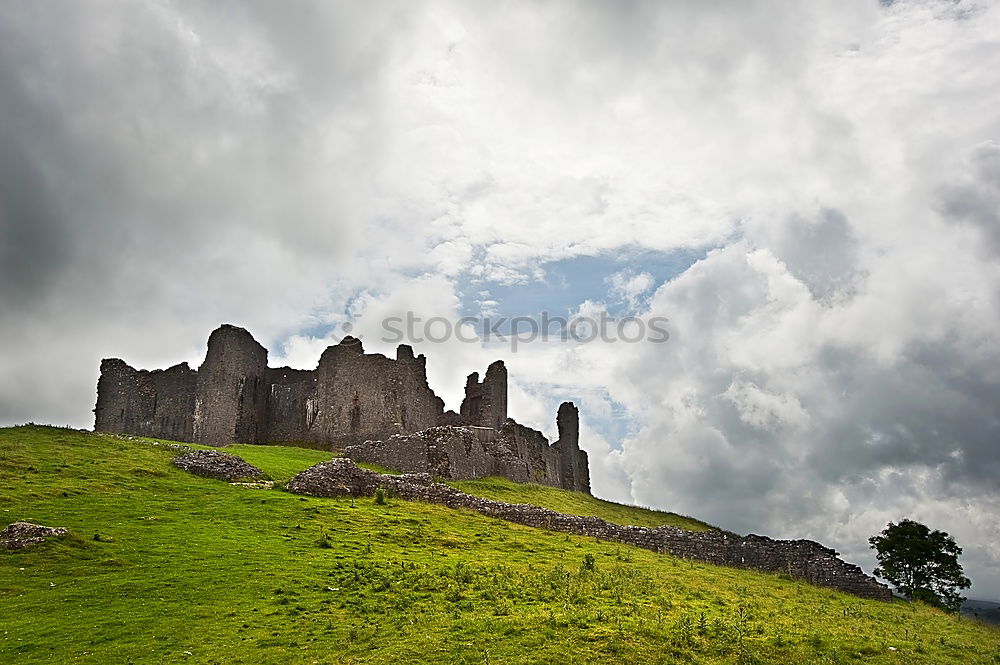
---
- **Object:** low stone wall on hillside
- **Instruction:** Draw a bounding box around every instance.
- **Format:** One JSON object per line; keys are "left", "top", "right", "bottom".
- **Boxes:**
{"left": 287, "top": 458, "right": 892, "bottom": 602}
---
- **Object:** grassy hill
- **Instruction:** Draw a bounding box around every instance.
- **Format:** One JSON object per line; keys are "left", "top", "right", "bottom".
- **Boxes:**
{"left": 1, "top": 426, "right": 998, "bottom": 664}
{"left": 449, "top": 476, "right": 717, "bottom": 532}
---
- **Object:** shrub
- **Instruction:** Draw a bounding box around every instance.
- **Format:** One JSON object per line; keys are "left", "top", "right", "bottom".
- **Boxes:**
{"left": 374, "top": 488, "right": 387, "bottom": 505}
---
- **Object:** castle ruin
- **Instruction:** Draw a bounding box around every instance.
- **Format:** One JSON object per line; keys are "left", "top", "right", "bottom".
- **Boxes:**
{"left": 94, "top": 324, "right": 590, "bottom": 493}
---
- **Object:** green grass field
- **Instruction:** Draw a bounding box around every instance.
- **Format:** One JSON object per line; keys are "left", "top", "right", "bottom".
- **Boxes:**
{"left": 450, "top": 476, "right": 716, "bottom": 531}
{"left": 2, "top": 425, "right": 998, "bottom": 664}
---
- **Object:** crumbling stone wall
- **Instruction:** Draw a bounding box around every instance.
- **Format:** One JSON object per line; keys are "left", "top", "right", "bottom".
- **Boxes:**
{"left": 287, "top": 459, "right": 892, "bottom": 602}
{"left": 193, "top": 325, "right": 269, "bottom": 445}
{"left": 346, "top": 404, "right": 591, "bottom": 492}
{"left": 95, "top": 324, "right": 592, "bottom": 493}
{"left": 96, "top": 328, "right": 446, "bottom": 448}
{"left": 265, "top": 367, "right": 317, "bottom": 443}
{"left": 555, "top": 402, "right": 590, "bottom": 494}
{"left": 314, "top": 339, "right": 445, "bottom": 448}
{"left": 497, "top": 420, "right": 561, "bottom": 484}
{"left": 347, "top": 425, "right": 536, "bottom": 483}
{"left": 459, "top": 361, "right": 508, "bottom": 429}
{"left": 94, "top": 359, "right": 195, "bottom": 441}
{"left": 150, "top": 363, "right": 198, "bottom": 442}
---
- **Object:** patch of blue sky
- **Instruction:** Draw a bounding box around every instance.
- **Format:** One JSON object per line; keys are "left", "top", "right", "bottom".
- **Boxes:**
{"left": 459, "top": 247, "right": 709, "bottom": 325}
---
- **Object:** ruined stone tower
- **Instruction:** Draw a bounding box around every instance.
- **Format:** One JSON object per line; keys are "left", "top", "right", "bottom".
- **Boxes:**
{"left": 94, "top": 324, "right": 591, "bottom": 492}
{"left": 556, "top": 402, "right": 590, "bottom": 494}
{"left": 193, "top": 325, "right": 268, "bottom": 446}
{"left": 459, "top": 361, "right": 508, "bottom": 430}
{"left": 314, "top": 337, "right": 444, "bottom": 448}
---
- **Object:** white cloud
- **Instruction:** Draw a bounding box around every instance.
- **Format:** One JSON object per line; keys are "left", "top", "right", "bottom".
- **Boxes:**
{"left": 607, "top": 270, "right": 655, "bottom": 310}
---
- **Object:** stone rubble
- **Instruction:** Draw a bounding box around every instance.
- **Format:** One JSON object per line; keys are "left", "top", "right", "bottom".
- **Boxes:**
{"left": 229, "top": 480, "right": 274, "bottom": 489}
{"left": 172, "top": 450, "right": 264, "bottom": 482}
{"left": 287, "top": 458, "right": 892, "bottom": 602}
{"left": 1, "top": 522, "right": 68, "bottom": 549}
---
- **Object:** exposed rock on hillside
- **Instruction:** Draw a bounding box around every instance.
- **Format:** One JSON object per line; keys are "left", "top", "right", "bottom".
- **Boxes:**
{"left": 287, "top": 458, "right": 892, "bottom": 602}
{"left": 1, "top": 522, "right": 68, "bottom": 549}
{"left": 173, "top": 450, "right": 263, "bottom": 481}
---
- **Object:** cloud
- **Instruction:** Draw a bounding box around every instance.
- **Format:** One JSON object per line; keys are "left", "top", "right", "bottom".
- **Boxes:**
{"left": 0, "top": 1, "right": 440, "bottom": 422}
{"left": 940, "top": 140, "right": 1000, "bottom": 254}
{"left": 607, "top": 270, "right": 655, "bottom": 311}
{"left": 751, "top": 209, "right": 863, "bottom": 302}
{"left": 608, "top": 214, "right": 1000, "bottom": 594}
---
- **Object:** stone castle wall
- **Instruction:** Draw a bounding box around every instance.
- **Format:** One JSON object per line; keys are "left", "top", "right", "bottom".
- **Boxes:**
{"left": 286, "top": 458, "right": 892, "bottom": 602}
{"left": 314, "top": 339, "right": 445, "bottom": 449}
{"left": 344, "top": 419, "right": 588, "bottom": 492}
{"left": 192, "top": 325, "right": 269, "bottom": 445}
{"left": 95, "top": 324, "right": 591, "bottom": 493}
{"left": 264, "top": 367, "right": 316, "bottom": 443}
{"left": 459, "top": 361, "right": 507, "bottom": 430}
{"left": 95, "top": 359, "right": 196, "bottom": 442}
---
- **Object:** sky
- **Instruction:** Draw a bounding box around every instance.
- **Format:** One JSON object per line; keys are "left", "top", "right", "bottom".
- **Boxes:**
{"left": 1, "top": 0, "right": 999, "bottom": 599}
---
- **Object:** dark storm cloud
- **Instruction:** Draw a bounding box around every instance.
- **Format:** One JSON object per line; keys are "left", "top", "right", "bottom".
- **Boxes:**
{"left": 805, "top": 342, "right": 1000, "bottom": 491}
{"left": 615, "top": 226, "right": 1000, "bottom": 594}
{"left": 0, "top": 15, "right": 92, "bottom": 309}
{"left": 941, "top": 141, "right": 1000, "bottom": 253}
{"left": 0, "top": 1, "right": 401, "bottom": 424}
{"left": 0, "top": 133, "right": 69, "bottom": 308}
{"left": 768, "top": 210, "right": 862, "bottom": 301}
{"left": 0, "top": 0, "right": 412, "bottom": 316}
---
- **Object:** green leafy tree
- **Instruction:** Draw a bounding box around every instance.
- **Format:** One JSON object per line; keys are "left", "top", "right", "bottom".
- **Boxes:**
{"left": 869, "top": 519, "right": 971, "bottom": 612}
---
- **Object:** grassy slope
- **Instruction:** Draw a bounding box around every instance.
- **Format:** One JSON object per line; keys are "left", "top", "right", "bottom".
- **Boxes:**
{"left": 0, "top": 427, "right": 996, "bottom": 665}
{"left": 450, "top": 476, "right": 716, "bottom": 531}
{"left": 192, "top": 442, "right": 334, "bottom": 482}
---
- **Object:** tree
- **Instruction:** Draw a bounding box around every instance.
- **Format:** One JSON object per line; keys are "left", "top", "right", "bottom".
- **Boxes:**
{"left": 869, "top": 519, "right": 971, "bottom": 612}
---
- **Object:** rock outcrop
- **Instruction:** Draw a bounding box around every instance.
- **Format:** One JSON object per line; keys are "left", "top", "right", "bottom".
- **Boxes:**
{"left": 1, "top": 522, "right": 68, "bottom": 549}
{"left": 173, "top": 450, "right": 264, "bottom": 481}
{"left": 287, "top": 458, "right": 893, "bottom": 602}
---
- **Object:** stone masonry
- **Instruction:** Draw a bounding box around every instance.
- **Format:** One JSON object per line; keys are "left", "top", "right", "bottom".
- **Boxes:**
{"left": 95, "top": 325, "right": 591, "bottom": 493}
{"left": 286, "top": 458, "right": 893, "bottom": 602}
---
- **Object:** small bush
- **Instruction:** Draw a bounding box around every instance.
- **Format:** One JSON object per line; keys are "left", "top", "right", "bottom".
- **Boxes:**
{"left": 581, "top": 553, "right": 596, "bottom": 573}
{"left": 374, "top": 488, "right": 387, "bottom": 505}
